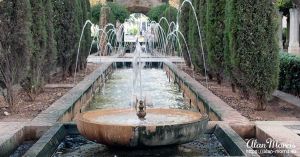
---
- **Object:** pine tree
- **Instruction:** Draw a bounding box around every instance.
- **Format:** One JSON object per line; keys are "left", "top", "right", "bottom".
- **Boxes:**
{"left": 206, "top": 0, "right": 226, "bottom": 84}
{"left": 225, "top": 0, "right": 280, "bottom": 110}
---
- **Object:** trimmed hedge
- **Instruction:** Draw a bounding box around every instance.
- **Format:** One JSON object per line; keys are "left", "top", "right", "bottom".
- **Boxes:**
{"left": 279, "top": 53, "right": 300, "bottom": 96}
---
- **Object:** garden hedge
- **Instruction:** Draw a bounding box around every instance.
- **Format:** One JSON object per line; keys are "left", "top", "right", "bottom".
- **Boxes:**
{"left": 279, "top": 53, "right": 300, "bottom": 97}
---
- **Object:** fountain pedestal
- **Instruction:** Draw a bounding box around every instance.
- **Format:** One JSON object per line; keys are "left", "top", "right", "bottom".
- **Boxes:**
{"left": 77, "top": 108, "right": 208, "bottom": 147}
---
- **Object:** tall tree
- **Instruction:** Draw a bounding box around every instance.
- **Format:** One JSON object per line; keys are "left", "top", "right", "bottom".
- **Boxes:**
{"left": 206, "top": 0, "right": 226, "bottom": 84}
{"left": 26, "top": 0, "right": 47, "bottom": 95}
{"left": 43, "top": 0, "right": 57, "bottom": 82}
{"left": 188, "top": 0, "right": 204, "bottom": 72}
{"left": 225, "top": 0, "right": 280, "bottom": 110}
{"left": 52, "top": 0, "right": 79, "bottom": 78}
{"left": 65, "top": 0, "right": 80, "bottom": 76}
{"left": 83, "top": 0, "right": 92, "bottom": 68}
{"left": 0, "top": 0, "right": 32, "bottom": 106}
{"left": 179, "top": 0, "right": 191, "bottom": 67}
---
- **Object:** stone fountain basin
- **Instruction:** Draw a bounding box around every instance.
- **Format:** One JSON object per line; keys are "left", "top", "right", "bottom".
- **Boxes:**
{"left": 77, "top": 108, "right": 208, "bottom": 147}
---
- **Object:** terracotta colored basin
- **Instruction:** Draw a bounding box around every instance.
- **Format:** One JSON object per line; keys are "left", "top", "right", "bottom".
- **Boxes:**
{"left": 77, "top": 108, "right": 208, "bottom": 147}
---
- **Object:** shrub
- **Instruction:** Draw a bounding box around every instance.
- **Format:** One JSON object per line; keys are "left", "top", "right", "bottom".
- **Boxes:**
{"left": 147, "top": 4, "right": 168, "bottom": 22}
{"left": 278, "top": 53, "right": 300, "bottom": 96}
{"left": 91, "top": 2, "right": 129, "bottom": 24}
{"left": 225, "top": 0, "right": 280, "bottom": 110}
{"left": 276, "top": 0, "right": 293, "bottom": 16}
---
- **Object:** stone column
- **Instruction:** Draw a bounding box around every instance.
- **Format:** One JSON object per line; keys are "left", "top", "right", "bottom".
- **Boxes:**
{"left": 278, "top": 11, "right": 283, "bottom": 51}
{"left": 99, "top": 7, "right": 111, "bottom": 56}
{"left": 288, "top": 8, "right": 300, "bottom": 55}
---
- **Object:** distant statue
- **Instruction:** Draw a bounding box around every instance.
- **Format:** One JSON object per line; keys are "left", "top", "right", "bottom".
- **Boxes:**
{"left": 135, "top": 98, "right": 146, "bottom": 119}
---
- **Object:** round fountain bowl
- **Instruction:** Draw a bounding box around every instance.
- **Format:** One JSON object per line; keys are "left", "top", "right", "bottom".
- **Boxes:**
{"left": 77, "top": 108, "right": 209, "bottom": 147}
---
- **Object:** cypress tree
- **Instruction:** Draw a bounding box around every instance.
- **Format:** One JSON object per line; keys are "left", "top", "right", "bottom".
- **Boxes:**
{"left": 51, "top": 0, "right": 64, "bottom": 72}
{"left": 27, "top": 0, "right": 47, "bottom": 94}
{"left": 52, "top": 0, "right": 78, "bottom": 78}
{"left": 0, "top": 0, "right": 32, "bottom": 106}
{"left": 65, "top": 0, "right": 80, "bottom": 76}
{"left": 225, "top": 0, "right": 280, "bottom": 110}
{"left": 188, "top": 0, "right": 203, "bottom": 71}
{"left": 198, "top": 0, "right": 213, "bottom": 79}
{"left": 179, "top": 0, "right": 191, "bottom": 67}
{"left": 206, "top": 0, "right": 226, "bottom": 84}
{"left": 83, "top": 0, "right": 92, "bottom": 68}
{"left": 75, "top": 0, "right": 85, "bottom": 70}
{"left": 43, "top": 0, "right": 57, "bottom": 82}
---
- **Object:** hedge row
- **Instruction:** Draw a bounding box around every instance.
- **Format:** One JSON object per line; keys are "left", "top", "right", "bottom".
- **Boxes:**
{"left": 279, "top": 53, "right": 300, "bottom": 96}
{"left": 178, "top": 0, "right": 280, "bottom": 110}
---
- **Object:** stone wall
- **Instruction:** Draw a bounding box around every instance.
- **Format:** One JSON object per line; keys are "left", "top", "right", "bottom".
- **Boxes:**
{"left": 89, "top": 0, "right": 180, "bottom": 13}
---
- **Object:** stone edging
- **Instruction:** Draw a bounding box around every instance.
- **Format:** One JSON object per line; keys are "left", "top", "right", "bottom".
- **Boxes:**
{"left": 31, "top": 62, "right": 113, "bottom": 125}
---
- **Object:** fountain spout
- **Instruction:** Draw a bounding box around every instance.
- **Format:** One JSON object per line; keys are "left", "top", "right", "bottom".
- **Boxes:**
{"left": 135, "top": 98, "right": 146, "bottom": 119}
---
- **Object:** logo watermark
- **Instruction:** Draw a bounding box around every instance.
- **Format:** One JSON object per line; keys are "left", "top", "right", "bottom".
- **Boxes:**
{"left": 246, "top": 138, "right": 297, "bottom": 155}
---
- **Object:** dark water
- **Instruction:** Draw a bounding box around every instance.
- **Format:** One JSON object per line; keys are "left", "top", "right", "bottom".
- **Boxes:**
{"left": 10, "top": 141, "right": 36, "bottom": 157}
{"left": 52, "top": 134, "right": 228, "bottom": 157}
{"left": 89, "top": 69, "right": 190, "bottom": 110}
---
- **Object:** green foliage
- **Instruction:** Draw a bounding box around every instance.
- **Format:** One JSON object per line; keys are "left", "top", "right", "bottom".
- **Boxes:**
{"left": 278, "top": 53, "right": 300, "bottom": 96}
{"left": 91, "top": 2, "right": 102, "bottom": 23}
{"left": 43, "top": 0, "right": 57, "bottom": 82}
{"left": 83, "top": 0, "right": 92, "bottom": 67}
{"left": 107, "top": 2, "right": 130, "bottom": 23}
{"left": 179, "top": 0, "right": 191, "bottom": 66}
{"left": 147, "top": 4, "right": 168, "bottom": 22}
{"left": 91, "top": 2, "right": 130, "bottom": 24}
{"left": 225, "top": 0, "right": 280, "bottom": 109}
{"left": 206, "top": 0, "right": 226, "bottom": 83}
{"left": 29, "top": 0, "right": 48, "bottom": 93}
{"left": 188, "top": 0, "right": 202, "bottom": 70}
{"left": 276, "top": 0, "right": 293, "bottom": 16}
{"left": 0, "top": 0, "right": 33, "bottom": 105}
{"left": 160, "top": 5, "right": 177, "bottom": 33}
{"left": 52, "top": 0, "right": 79, "bottom": 78}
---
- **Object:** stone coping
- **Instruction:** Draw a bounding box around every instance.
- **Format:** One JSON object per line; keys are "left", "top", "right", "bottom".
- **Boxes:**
{"left": 273, "top": 90, "right": 300, "bottom": 108}
{"left": 255, "top": 121, "right": 300, "bottom": 157}
{"left": 24, "top": 122, "right": 254, "bottom": 157}
{"left": 163, "top": 61, "right": 250, "bottom": 125}
{"left": 214, "top": 123, "right": 259, "bottom": 157}
{"left": 31, "top": 62, "right": 112, "bottom": 125}
{"left": 0, "top": 122, "right": 25, "bottom": 156}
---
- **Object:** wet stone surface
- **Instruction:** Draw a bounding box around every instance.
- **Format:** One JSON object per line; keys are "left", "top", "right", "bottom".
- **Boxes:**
{"left": 52, "top": 134, "right": 228, "bottom": 157}
{"left": 10, "top": 140, "right": 36, "bottom": 157}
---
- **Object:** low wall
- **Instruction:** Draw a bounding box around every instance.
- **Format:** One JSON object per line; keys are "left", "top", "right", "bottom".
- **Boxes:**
{"left": 163, "top": 61, "right": 255, "bottom": 138}
{"left": 31, "top": 62, "right": 113, "bottom": 125}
